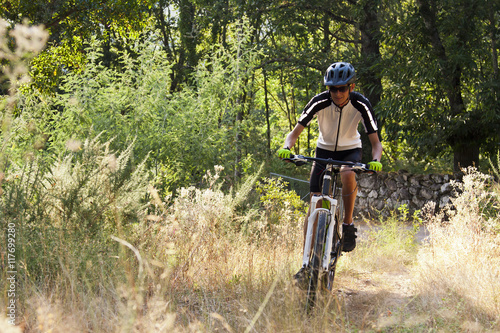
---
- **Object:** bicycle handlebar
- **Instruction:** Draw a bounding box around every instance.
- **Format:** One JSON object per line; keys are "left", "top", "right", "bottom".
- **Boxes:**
{"left": 283, "top": 154, "right": 376, "bottom": 173}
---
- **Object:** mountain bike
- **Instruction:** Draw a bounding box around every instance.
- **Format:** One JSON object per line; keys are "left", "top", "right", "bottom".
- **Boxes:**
{"left": 284, "top": 154, "right": 375, "bottom": 311}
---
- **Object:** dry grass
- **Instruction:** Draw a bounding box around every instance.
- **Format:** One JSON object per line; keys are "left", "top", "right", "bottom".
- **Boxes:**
{"left": 2, "top": 166, "right": 500, "bottom": 332}
{"left": 2, "top": 16, "right": 500, "bottom": 333}
{"left": 412, "top": 168, "right": 500, "bottom": 330}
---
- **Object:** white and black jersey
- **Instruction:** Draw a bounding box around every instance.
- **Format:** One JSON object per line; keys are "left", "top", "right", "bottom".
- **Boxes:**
{"left": 297, "top": 91, "right": 378, "bottom": 152}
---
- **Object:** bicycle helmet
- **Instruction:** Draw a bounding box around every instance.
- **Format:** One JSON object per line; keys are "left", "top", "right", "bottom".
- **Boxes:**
{"left": 323, "top": 62, "right": 356, "bottom": 86}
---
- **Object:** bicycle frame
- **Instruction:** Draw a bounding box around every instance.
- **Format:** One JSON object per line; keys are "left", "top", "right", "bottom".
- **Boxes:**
{"left": 302, "top": 194, "right": 337, "bottom": 270}
{"left": 301, "top": 164, "right": 341, "bottom": 271}
{"left": 283, "top": 153, "right": 373, "bottom": 311}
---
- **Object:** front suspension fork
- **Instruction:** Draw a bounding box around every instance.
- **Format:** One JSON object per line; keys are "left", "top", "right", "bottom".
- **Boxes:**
{"left": 302, "top": 194, "right": 338, "bottom": 270}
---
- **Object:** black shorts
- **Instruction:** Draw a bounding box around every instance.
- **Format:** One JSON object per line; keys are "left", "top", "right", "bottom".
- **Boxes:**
{"left": 309, "top": 147, "right": 362, "bottom": 193}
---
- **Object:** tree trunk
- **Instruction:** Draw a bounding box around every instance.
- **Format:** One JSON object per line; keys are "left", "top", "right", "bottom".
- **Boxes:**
{"left": 358, "top": 0, "right": 383, "bottom": 162}
{"left": 322, "top": 13, "right": 331, "bottom": 55}
{"left": 280, "top": 69, "right": 293, "bottom": 131}
{"left": 172, "top": 0, "right": 197, "bottom": 91}
{"left": 155, "top": 0, "right": 173, "bottom": 58}
{"left": 453, "top": 143, "right": 479, "bottom": 175}
{"left": 359, "top": 0, "right": 382, "bottom": 108}
{"left": 416, "top": 0, "right": 478, "bottom": 173}
{"left": 264, "top": 70, "right": 271, "bottom": 155}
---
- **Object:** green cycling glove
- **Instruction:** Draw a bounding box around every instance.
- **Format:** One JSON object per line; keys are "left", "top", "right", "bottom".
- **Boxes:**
{"left": 277, "top": 147, "right": 291, "bottom": 159}
{"left": 367, "top": 160, "right": 382, "bottom": 172}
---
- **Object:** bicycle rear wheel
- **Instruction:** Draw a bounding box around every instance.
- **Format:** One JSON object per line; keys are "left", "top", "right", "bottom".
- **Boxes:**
{"left": 305, "top": 210, "right": 328, "bottom": 312}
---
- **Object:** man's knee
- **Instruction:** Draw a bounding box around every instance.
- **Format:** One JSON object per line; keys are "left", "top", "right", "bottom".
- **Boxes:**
{"left": 341, "top": 167, "right": 355, "bottom": 178}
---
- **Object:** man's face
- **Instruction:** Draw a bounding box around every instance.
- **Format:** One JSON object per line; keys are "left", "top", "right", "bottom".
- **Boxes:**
{"left": 329, "top": 84, "right": 354, "bottom": 107}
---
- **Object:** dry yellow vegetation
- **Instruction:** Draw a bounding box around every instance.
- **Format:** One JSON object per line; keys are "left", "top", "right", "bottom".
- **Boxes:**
{"left": 2, "top": 167, "right": 499, "bottom": 332}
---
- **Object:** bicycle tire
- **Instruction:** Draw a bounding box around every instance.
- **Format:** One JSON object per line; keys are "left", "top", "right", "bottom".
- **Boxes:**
{"left": 323, "top": 191, "right": 343, "bottom": 291}
{"left": 323, "top": 209, "right": 342, "bottom": 291}
{"left": 305, "top": 209, "right": 328, "bottom": 311}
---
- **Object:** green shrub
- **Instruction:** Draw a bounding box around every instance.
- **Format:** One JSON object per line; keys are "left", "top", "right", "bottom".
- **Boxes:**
{"left": 353, "top": 204, "right": 422, "bottom": 271}
{"left": 255, "top": 177, "right": 307, "bottom": 225}
{"left": 1, "top": 135, "right": 150, "bottom": 293}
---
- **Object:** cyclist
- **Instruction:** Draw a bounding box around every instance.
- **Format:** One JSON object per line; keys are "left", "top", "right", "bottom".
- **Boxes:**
{"left": 277, "top": 62, "right": 383, "bottom": 281}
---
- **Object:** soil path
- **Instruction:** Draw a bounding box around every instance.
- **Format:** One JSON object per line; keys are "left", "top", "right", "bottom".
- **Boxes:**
{"left": 338, "top": 269, "right": 418, "bottom": 330}
{"left": 334, "top": 223, "right": 430, "bottom": 330}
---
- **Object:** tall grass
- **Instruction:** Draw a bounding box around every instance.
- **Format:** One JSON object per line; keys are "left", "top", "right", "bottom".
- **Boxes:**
{"left": 1, "top": 141, "right": 306, "bottom": 331}
{"left": 135, "top": 170, "right": 309, "bottom": 331}
{"left": 2, "top": 157, "right": 429, "bottom": 332}
{"left": 2, "top": 18, "right": 500, "bottom": 333}
{"left": 6, "top": 158, "right": 500, "bottom": 331}
{"left": 1, "top": 135, "right": 150, "bottom": 331}
{"left": 412, "top": 166, "right": 500, "bottom": 330}
{"left": 351, "top": 204, "right": 422, "bottom": 274}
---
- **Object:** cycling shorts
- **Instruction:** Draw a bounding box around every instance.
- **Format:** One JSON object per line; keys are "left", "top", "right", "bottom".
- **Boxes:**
{"left": 309, "top": 147, "right": 362, "bottom": 193}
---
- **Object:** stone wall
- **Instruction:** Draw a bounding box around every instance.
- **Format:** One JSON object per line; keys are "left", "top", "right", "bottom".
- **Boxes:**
{"left": 354, "top": 171, "right": 455, "bottom": 219}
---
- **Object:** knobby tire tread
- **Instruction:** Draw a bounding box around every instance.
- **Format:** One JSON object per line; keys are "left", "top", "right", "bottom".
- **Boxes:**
{"left": 306, "top": 210, "right": 328, "bottom": 311}
{"left": 324, "top": 211, "right": 342, "bottom": 291}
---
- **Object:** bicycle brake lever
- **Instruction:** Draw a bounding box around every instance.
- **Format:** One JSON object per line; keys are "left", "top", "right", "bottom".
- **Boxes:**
{"left": 291, "top": 155, "right": 307, "bottom": 166}
{"left": 283, "top": 158, "right": 307, "bottom": 166}
{"left": 353, "top": 163, "right": 376, "bottom": 173}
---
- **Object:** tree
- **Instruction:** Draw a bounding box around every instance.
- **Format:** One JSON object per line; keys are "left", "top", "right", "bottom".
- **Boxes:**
{"left": 379, "top": 0, "right": 500, "bottom": 173}
{"left": 1, "top": 0, "right": 154, "bottom": 93}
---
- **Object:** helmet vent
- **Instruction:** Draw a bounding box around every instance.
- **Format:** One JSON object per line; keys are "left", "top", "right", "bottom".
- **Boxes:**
{"left": 324, "top": 62, "right": 356, "bottom": 86}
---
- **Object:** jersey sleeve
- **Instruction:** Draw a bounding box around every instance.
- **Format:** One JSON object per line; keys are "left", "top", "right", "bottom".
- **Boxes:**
{"left": 297, "top": 91, "right": 331, "bottom": 127}
{"left": 351, "top": 92, "right": 378, "bottom": 134}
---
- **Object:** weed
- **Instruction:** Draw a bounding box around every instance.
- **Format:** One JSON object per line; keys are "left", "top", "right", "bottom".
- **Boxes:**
{"left": 413, "top": 167, "right": 500, "bottom": 328}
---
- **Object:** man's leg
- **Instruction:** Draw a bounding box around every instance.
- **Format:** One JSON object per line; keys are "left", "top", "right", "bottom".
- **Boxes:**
{"left": 340, "top": 167, "right": 357, "bottom": 252}
{"left": 341, "top": 168, "right": 357, "bottom": 224}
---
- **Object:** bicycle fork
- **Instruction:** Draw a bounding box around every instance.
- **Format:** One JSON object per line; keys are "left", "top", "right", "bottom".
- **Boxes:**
{"left": 301, "top": 194, "right": 338, "bottom": 271}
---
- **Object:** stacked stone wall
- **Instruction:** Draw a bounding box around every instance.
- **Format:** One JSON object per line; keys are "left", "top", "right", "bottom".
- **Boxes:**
{"left": 354, "top": 171, "right": 455, "bottom": 219}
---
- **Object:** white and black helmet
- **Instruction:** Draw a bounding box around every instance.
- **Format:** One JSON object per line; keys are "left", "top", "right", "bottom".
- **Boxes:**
{"left": 323, "top": 62, "right": 356, "bottom": 86}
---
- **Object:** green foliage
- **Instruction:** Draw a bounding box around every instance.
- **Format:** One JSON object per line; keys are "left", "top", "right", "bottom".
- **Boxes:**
{"left": 1, "top": 0, "right": 154, "bottom": 45}
{"left": 1, "top": 135, "right": 150, "bottom": 287}
{"left": 0, "top": 18, "right": 50, "bottom": 239}
{"left": 10, "top": 19, "right": 271, "bottom": 196}
{"left": 378, "top": 0, "right": 500, "bottom": 169}
{"left": 2, "top": 0, "right": 156, "bottom": 98}
{"left": 255, "top": 177, "right": 307, "bottom": 226}
{"left": 27, "top": 36, "right": 86, "bottom": 95}
{"left": 358, "top": 204, "right": 422, "bottom": 269}
{"left": 381, "top": 135, "right": 453, "bottom": 174}
{"left": 5, "top": 0, "right": 500, "bottom": 176}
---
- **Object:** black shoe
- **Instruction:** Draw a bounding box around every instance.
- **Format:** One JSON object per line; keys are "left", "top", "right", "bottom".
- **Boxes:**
{"left": 342, "top": 224, "right": 357, "bottom": 252}
{"left": 293, "top": 266, "right": 309, "bottom": 290}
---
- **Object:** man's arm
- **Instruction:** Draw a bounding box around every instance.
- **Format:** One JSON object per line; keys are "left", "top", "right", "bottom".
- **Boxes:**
{"left": 368, "top": 132, "right": 383, "bottom": 161}
{"left": 283, "top": 123, "right": 306, "bottom": 149}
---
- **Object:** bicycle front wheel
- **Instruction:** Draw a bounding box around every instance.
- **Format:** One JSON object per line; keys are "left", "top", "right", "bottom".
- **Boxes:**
{"left": 305, "top": 210, "right": 328, "bottom": 312}
{"left": 324, "top": 209, "right": 343, "bottom": 291}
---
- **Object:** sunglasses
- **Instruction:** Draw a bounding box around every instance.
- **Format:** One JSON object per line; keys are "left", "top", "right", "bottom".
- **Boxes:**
{"left": 329, "top": 85, "right": 351, "bottom": 93}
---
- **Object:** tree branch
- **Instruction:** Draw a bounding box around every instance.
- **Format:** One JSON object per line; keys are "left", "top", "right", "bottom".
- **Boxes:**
{"left": 278, "top": 3, "right": 355, "bottom": 25}
{"left": 256, "top": 57, "right": 324, "bottom": 72}
{"left": 44, "top": 0, "right": 109, "bottom": 29}
{"left": 307, "top": 22, "right": 361, "bottom": 44}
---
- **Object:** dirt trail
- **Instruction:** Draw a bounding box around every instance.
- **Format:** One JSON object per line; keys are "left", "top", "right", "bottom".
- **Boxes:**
{"left": 337, "top": 270, "right": 417, "bottom": 330}
{"left": 333, "top": 224, "right": 429, "bottom": 330}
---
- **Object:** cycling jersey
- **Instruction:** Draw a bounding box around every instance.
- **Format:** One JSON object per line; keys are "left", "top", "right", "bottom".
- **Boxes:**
{"left": 297, "top": 91, "right": 378, "bottom": 152}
